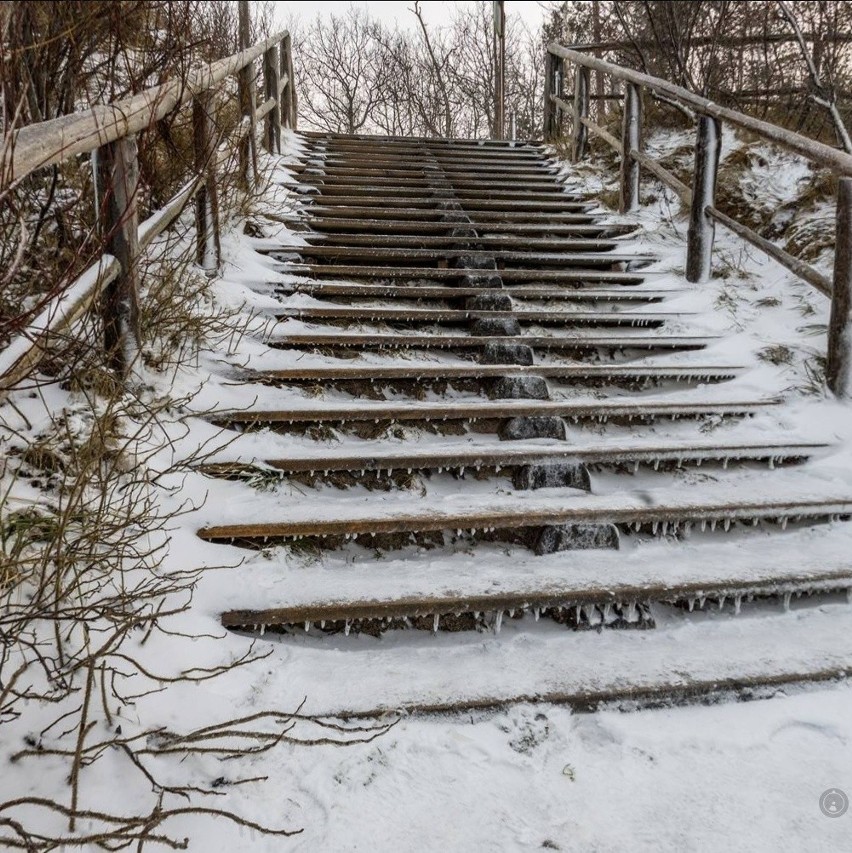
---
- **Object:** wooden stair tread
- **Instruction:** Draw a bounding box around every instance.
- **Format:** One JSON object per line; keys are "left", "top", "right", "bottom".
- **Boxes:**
{"left": 219, "top": 532, "right": 852, "bottom": 626}
{"left": 274, "top": 282, "right": 672, "bottom": 301}
{"left": 273, "top": 307, "right": 677, "bottom": 326}
{"left": 211, "top": 394, "right": 769, "bottom": 426}
{"left": 241, "top": 363, "right": 743, "bottom": 382}
{"left": 266, "top": 332, "right": 713, "bottom": 350}
{"left": 270, "top": 246, "right": 652, "bottom": 265}
{"left": 199, "top": 438, "right": 823, "bottom": 475}
{"left": 213, "top": 602, "right": 852, "bottom": 717}
{"left": 196, "top": 476, "right": 849, "bottom": 535}
{"left": 280, "top": 264, "right": 655, "bottom": 283}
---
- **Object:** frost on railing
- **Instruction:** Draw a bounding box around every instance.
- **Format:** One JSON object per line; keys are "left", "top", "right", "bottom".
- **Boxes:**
{"left": 544, "top": 42, "right": 852, "bottom": 397}
{"left": 0, "top": 27, "right": 296, "bottom": 393}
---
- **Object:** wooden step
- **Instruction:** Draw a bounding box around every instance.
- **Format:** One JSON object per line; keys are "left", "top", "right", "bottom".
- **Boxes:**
{"left": 305, "top": 140, "right": 548, "bottom": 159}
{"left": 302, "top": 129, "right": 544, "bottom": 147}
{"left": 200, "top": 438, "right": 823, "bottom": 478}
{"left": 215, "top": 593, "right": 852, "bottom": 717}
{"left": 295, "top": 171, "right": 565, "bottom": 188}
{"left": 303, "top": 196, "right": 596, "bottom": 212}
{"left": 274, "top": 282, "right": 672, "bottom": 302}
{"left": 197, "top": 485, "right": 850, "bottom": 542}
{"left": 210, "top": 396, "right": 772, "bottom": 428}
{"left": 308, "top": 140, "right": 547, "bottom": 157}
{"left": 306, "top": 206, "right": 599, "bottom": 223}
{"left": 265, "top": 331, "right": 713, "bottom": 352}
{"left": 281, "top": 265, "right": 653, "bottom": 284}
{"left": 300, "top": 160, "right": 559, "bottom": 177}
{"left": 220, "top": 540, "right": 851, "bottom": 632}
{"left": 307, "top": 185, "right": 577, "bottom": 200}
{"left": 273, "top": 306, "right": 677, "bottom": 328}
{"left": 301, "top": 234, "right": 623, "bottom": 251}
{"left": 241, "top": 363, "right": 742, "bottom": 385}
{"left": 271, "top": 247, "right": 651, "bottom": 268}
{"left": 304, "top": 218, "right": 632, "bottom": 235}
{"left": 297, "top": 166, "right": 559, "bottom": 182}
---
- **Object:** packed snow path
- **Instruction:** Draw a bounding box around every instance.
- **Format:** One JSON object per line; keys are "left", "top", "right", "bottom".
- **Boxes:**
{"left": 199, "top": 132, "right": 852, "bottom": 716}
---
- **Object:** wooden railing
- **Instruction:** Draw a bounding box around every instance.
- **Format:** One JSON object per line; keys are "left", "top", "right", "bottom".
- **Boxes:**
{"left": 544, "top": 43, "right": 852, "bottom": 398}
{"left": 0, "top": 23, "right": 297, "bottom": 393}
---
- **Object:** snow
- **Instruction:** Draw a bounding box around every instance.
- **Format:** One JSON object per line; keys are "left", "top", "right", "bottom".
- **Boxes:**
{"left": 4, "top": 126, "right": 852, "bottom": 849}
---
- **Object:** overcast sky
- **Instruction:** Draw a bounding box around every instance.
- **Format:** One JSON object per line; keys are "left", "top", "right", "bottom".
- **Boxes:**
{"left": 272, "top": 1, "right": 550, "bottom": 33}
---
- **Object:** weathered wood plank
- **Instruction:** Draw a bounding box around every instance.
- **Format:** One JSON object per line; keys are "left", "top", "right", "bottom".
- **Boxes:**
{"left": 96, "top": 136, "right": 141, "bottom": 374}
{"left": 572, "top": 65, "right": 590, "bottom": 162}
{"left": 1, "top": 31, "right": 288, "bottom": 186}
{"left": 827, "top": 178, "right": 852, "bottom": 395}
{"left": 619, "top": 83, "right": 642, "bottom": 213}
{"left": 281, "top": 33, "right": 297, "bottom": 129}
{"left": 193, "top": 92, "right": 221, "bottom": 272}
{"left": 686, "top": 116, "right": 722, "bottom": 284}
{"left": 548, "top": 43, "right": 852, "bottom": 177}
{"left": 263, "top": 45, "right": 281, "bottom": 154}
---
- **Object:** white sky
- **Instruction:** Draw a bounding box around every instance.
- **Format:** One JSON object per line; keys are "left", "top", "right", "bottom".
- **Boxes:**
{"left": 272, "top": 1, "right": 550, "bottom": 33}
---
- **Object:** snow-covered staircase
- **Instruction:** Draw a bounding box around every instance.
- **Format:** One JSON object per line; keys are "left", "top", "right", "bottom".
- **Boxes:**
{"left": 198, "top": 132, "right": 852, "bottom": 716}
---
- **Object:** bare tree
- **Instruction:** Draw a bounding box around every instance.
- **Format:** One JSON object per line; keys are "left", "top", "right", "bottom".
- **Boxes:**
{"left": 295, "top": 7, "right": 387, "bottom": 134}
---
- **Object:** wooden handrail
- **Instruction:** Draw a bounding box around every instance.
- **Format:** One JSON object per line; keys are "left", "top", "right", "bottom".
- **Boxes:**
{"left": 0, "top": 14, "right": 296, "bottom": 395}
{"left": 548, "top": 44, "right": 852, "bottom": 178}
{"left": 1, "top": 30, "right": 289, "bottom": 188}
{"left": 546, "top": 42, "right": 852, "bottom": 397}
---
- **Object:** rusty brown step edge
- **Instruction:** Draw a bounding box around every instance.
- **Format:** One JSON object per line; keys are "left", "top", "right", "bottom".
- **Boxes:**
{"left": 240, "top": 364, "right": 743, "bottom": 384}
{"left": 303, "top": 219, "right": 633, "bottom": 235}
{"left": 198, "top": 494, "right": 852, "bottom": 542}
{"left": 196, "top": 439, "right": 825, "bottom": 479}
{"left": 305, "top": 207, "right": 600, "bottom": 223}
{"left": 300, "top": 235, "right": 623, "bottom": 251}
{"left": 220, "top": 568, "right": 852, "bottom": 631}
{"left": 276, "top": 265, "right": 654, "bottom": 284}
{"left": 266, "top": 247, "right": 654, "bottom": 267}
{"left": 265, "top": 333, "right": 714, "bottom": 352}
{"left": 210, "top": 397, "right": 768, "bottom": 428}
{"left": 302, "top": 197, "right": 597, "bottom": 212}
{"left": 305, "top": 185, "right": 581, "bottom": 200}
{"left": 273, "top": 283, "right": 671, "bottom": 302}
{"left": 271, "top": 308, "right": 675, "bottom": 328}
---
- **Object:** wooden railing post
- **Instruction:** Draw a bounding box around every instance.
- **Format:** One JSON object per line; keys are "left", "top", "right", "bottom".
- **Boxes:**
{"left": 686, "top": 115, "right": 722, "bottom": 283}
{"left": 237, "top": 0, "right": 258, "bottom": 188}
{"left": 571, "top": 65, "right": 590, "bottom": 162}
{"left": 280, "top": 33, "right": 297, "bottom": 130}
{"left": 263, "top": 44, "right": 281, "bottom": 154}
{"left": 543, "top": 50, "right": 562, "bottom": 141}
{"left": 619, "top": 82, "right": 642, "bottom": 212}
{"left": 193, "top": 91, "right": 221, "bottom": 272}
{"left": 95, "top": 136, "right": 141, "bottom": 374}
{"left": 827, "top": 178, "right": 852, "bottom": 396}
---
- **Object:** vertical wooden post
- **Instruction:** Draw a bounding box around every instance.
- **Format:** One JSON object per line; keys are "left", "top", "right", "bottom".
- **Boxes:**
{"left": 543, "top": 51, "right": 563, "bottom": 141}
{"left": 237, "top": 0, "right": 257, "bottom": 188}
{"left": 493, "top": 0, "right": 505, "bottom": 140}
{"left": 686, "top": 115, "right": 722, "bottom": 283}
{"left": 96, "top": 136, "right": 141, "bottom": 375}
{"left": 619, "top": 82, "right": 642, "bottom": 213}
{"left": 193, "top": 92, "right": 221, "bottom": 272}
{"left": 592, "top": 0, "right": 604, "bottom": 122}
{"left": 263, "top": 45, "right": 281, "bottom": 154}
{"left": 827, "top": 178, "right": 852, "bottom": 397}
{"left": 280, "top": 33, "right": 297, "bottom": 130}
{"left": 571, "top": 65, "right": 590, "bottom": 162}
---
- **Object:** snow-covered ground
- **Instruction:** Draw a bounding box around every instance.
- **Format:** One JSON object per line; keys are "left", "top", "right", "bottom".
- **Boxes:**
{"left": 2, "top": 129, "right": 852, "bottom": 849}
